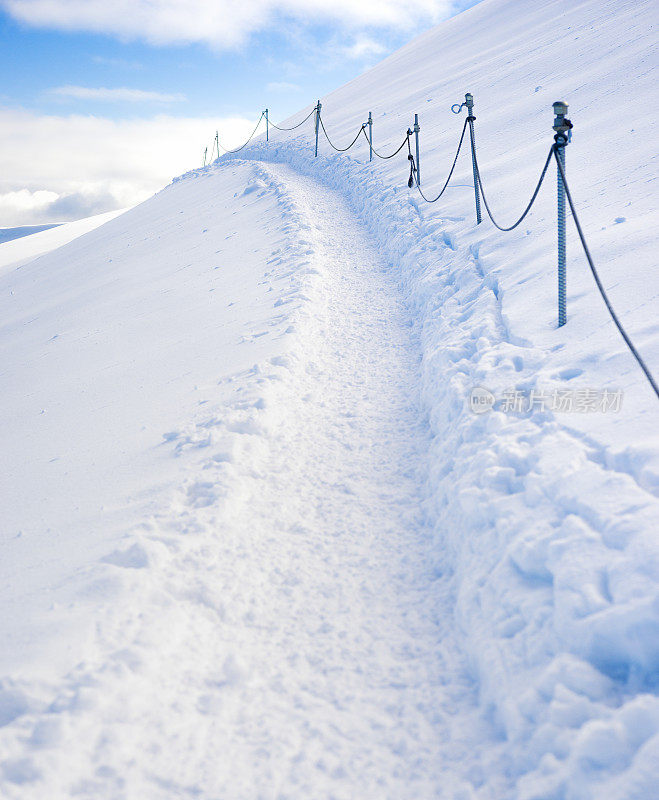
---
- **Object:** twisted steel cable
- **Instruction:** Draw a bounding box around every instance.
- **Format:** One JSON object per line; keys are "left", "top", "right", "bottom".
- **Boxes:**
{"left": 359, "top": 126, "right": 411, "bottom": 159}
{"left": 468, "top": 120, "right": 553, "bottom": 232}
{"left": 318, "top": 114, "right": 365, "bottom": 152}
{"left": 412, "top": 118, "right": 469, "bottom": 203}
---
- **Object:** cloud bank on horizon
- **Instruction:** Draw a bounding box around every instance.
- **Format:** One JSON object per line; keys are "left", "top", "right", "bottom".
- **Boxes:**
{"left": 0, "top": 107, "right": 259, "bottom": 225}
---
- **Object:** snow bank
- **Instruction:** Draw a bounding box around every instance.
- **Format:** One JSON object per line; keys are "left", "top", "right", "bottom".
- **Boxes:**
{"left": 0, "top": 165, "right": 307, "bottom": 678}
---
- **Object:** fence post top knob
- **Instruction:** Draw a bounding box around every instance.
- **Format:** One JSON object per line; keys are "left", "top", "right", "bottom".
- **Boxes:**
{"left": 553, "top": 101, "right": 571, "bottom": 134}
{"left": 465, "top": 92, "right": 473, "bottom": 106}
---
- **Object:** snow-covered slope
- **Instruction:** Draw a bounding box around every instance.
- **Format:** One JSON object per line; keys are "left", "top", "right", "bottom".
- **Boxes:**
{"left": 1, "top": 0, "right": 657, "bottom": 798}
{"left": 0, "top": 225, "right": 60, "bottom": 246}
{"left": 0, "top": 208, "right": 128, "bottom": 272}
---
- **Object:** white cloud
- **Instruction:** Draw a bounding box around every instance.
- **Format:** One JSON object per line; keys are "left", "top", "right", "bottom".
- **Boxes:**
{"left": 342, "top": 36, "right": 387, "bottom": 60}
{"left": 49, "top": 85, "right": 186, "bottom": 103}
{"left": 2, "top": 0, "right": 455, "bottom": 49}
{"left": 266, "top": 81, "right": 302, "bottom": 93}
{"left": 92, "top": 55, "right": 143, "bottom": 69}
{"left": 0, "top": 106, "right": 259, "bottom": 225}
{"left": 0, "top": 187, "right": 121, "bottom": 225}
{"left": 0, "top": 188, "right": 59, "bottom": 216}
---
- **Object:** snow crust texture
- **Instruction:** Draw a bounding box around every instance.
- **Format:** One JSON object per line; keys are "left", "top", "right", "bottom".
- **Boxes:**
{"left": 1, "top": 0, "right": 658, "bottom": 797}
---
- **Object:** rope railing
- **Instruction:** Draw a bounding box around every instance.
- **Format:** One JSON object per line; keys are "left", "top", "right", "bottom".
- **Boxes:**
{"left": 268, "top": 106, "right": 317, "bottom": 132}
{"left": 217, "top": 112, "right": 265, "bottom": 154}
{"left": 470, "top": 139, "right": 554, "bottom": 232}
{"left": 360, "top": 125, "right": 411, "bottom": 159}
{"left": 200, "top": 95, "right": 658, "bottom": 401}
{"left": 318, "top": 115, "right": 365, "bottom": 152}
{"left": 409, "top": 117, "right": 468, "bottom": 202}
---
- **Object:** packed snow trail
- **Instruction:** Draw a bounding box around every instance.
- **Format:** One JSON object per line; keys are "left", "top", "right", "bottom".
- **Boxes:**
{"left": 170, "top": 161, "right": 487, "bottom": 797}
{"left": 0, "top": 163, "right": 495, "bottom": 799}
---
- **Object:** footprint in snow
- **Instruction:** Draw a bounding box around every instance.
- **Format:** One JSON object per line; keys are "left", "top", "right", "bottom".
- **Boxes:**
{"left": 186, "top": 481, "right": 219, "bottom": 508}
{"left": 101, "top": 542, "right": 150, "bottom": 569}
{"left": 1, "top": 757, "right": 41, "bottom": 784}
{"left": 0, "top": 687, "right": 31, "bottom": 728}
{"left": 242, "top": 179, "right": 268, "bottom": 196}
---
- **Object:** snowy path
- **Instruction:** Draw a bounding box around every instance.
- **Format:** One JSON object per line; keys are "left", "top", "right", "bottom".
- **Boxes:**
{"left": 185, "top": 162, "right": 486, "bottom": 797}
{"left": 2, "top": 164, "right": 491, "bottom": 799}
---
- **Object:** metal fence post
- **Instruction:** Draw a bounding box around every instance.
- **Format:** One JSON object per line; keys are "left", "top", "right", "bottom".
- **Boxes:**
{"left": 414, "top": 114, "right": 421, "bottom": 186}
{"left": 465, "top": 93, "right": 482, "bottom": 224}
{"left": 265, "top": 108, "right": 269, "bottom": 142}
{"left": 203, "top": 146, "right": 207, "bottom": 167}
{"left": 215, "top": 131, "right": 219, "bottom": 162}
{"left": 553, "top": 101, "right": 570, "bottom": 327}
{"left": 314, "top": 101, "right": 321, "bottom": 157}
{"left": 368, "top": 111, "right": 373, "bottom": 162}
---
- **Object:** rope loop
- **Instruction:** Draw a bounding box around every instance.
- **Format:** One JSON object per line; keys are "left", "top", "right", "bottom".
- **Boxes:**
{"left": 408, "top": 158, "right": 417, "bottom": 188}
{"left": 553, "top": 121, "right": 572, "bottom": 148}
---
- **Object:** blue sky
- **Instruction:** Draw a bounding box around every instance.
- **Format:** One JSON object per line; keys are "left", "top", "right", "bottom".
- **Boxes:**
{"left": 0, "top": 0, "right": 481, "bottom": 226}
{"left": 0, "top": 12, "right": 370, "bottom": 121}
